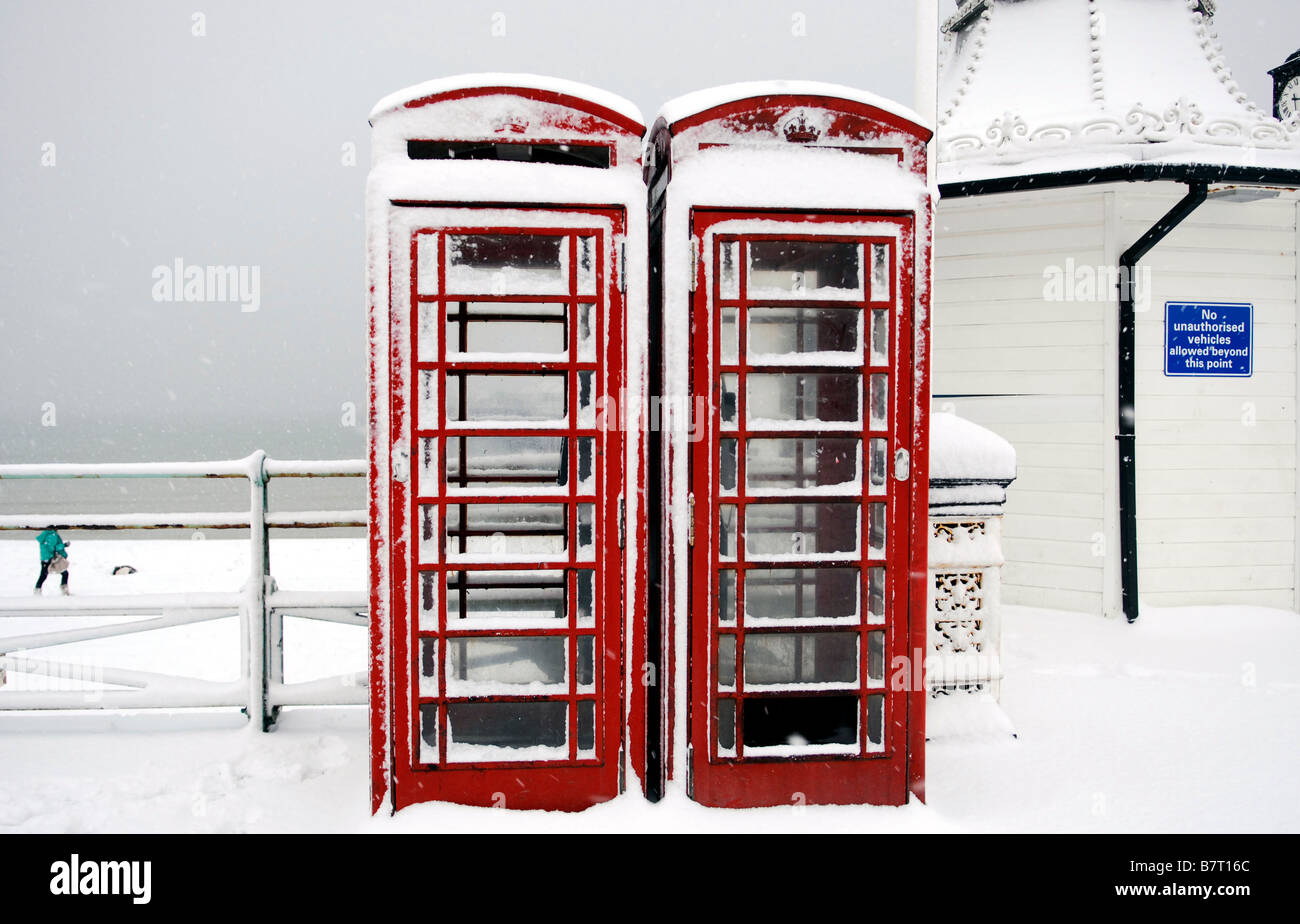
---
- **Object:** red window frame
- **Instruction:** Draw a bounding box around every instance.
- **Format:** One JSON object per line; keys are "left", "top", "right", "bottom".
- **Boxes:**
{"left": 687, "top": 209, "right": 916, "bottom": 808}
{"left": 389, "top": 208, "right": 626, "bottom": 812}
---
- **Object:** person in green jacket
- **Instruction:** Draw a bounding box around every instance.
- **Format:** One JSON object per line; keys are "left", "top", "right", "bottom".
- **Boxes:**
{"left": 34, "top": 526, "right": 70, "bottom": 595}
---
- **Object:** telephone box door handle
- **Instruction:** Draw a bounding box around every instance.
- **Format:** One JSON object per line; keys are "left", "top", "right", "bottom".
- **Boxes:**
{"left": 894, "top": 448, "right": 910, "bottom": 482}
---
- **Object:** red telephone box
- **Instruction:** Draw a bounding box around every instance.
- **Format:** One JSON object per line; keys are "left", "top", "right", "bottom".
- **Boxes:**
{"left": 644, "top": 84, "right": 933, "bottom": 807}
{"left": 366, "top": 76, "right": 647, "bottom": 813}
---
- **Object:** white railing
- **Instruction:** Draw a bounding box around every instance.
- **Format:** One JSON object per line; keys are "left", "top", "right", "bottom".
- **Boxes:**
{"left": 0, "top": 451, "right": 366, "bottom": 730}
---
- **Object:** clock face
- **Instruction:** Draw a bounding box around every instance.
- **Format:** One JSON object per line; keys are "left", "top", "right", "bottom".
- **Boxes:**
{"left": 1280, "top": 76, "right": 1300, "bottom": 120}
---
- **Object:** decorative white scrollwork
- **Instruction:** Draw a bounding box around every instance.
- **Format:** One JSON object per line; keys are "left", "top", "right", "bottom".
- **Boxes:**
{"left": 933, "top": 521, "right": 987, "bottom": 543}
{"left": 933, "top": 571, "right": 986, "bottom": 654}
{"left": 985, "top": 111, "right": 1028, "bottom": 146}
{"left": 1161, "top": 97, "right": 1204, "bottom": 134}
{"left": 940, "top": 100, "right": 1299, "bottom": 164}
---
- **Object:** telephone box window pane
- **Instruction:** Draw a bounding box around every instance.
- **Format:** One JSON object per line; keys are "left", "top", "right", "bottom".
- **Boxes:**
{"left": 418, "top": 438, "right": 440, "bottom": 494}
{"left": 719, "top": 505, "right": 738, "bottom": 559}
{"left": 718, "top": 570, "right": 737, "bottom": 623}
{"left": 718, "top": 634, "right": 737, "bottom": 689}
{"left": 419, "top": 506, "right": 440, "bottom": 563}
{"left": 407, "top": 141, "right": 610, "bottom": 168}
{"left": 748, "top": 374, "right": 861, "bottom": 426}
{"left": 445, "top": 701, "right": 567, "bottom": 760}
{"left": 577, "top": 438, "right": 595, "bottom": 493}
{"left": 445, "top": 504, "right": 567, "bottom": 558}
{"left": 577, "top": 236, "right": 597, "bottom": 296}
{"left": 576, "top": 504, "right": 595, "bottom": 561}
{"left": 446, "top": 373, "right": 566, "bottom": 424}
{"left": 577, "top": 371, "right": 596, "bottom": 429}
{"left": 445, "top": 302, "right": 567, "bottom": 356}
{"left": 747, "top": 240, "right": 862, "bottom": 300}
{"left": 745, "top": 568, "right": 859, "bottom": 623}
{"left": 577, "top": 635, "right": 595, "bottom": 690}
{"left": 719, "top": 240, "right": 740, "bottom": 299}
{"left": 867, "top": 631, "right": 885, "bottom": 685}
{"left": 867, "top": 567, "right": 885, "bottom": 624}
{"left": 447, "top": 570, "right": 565, "bottom": 623}
{"left": 417, "top": 303, "right": 438, "bottom": 361}
{"left": 447, "top": 636, "right": 566, "bottom": 691}
{"left": 716, "top": 698, "right": 737, "bottom": 756}
{"left": 576, "top": 569, "right": 595, "bottom": 626}
{"left": 577, "top": 701, "right": 596, "bottom": 757}
{"left": 744, "top": 632, "right": 858, "bottom": 686}
{"left": 419, "top": 638, "right": 438, "bottom": 696}
{"left": 577, "top": 303, "right": 596, "bottom": 362}
{"left": 870, "top": 308, "right": 888, "bottom": 365}
{"left": 720, "top": 374, "right": 739, "bottom": 428}
{"left": 418, "top": 371, "right": 439, "bottom": 428}
{"left": 866, "top": 694, "right": 884, "bottom": 748}
{"left": 416, "top": 232, "right": 438, "bottom": 295}
{"left": 868, "top": 438, "right": 888, "bottom": 494}
{"left": 748, "top": 306, "right": 860, "bottom": 358}
{"left": 419, "top": 572, "right": 439, "bottom": 630}
{"left": 869, "top": 374, "right": 888, "bottom": 430}
{"left": 445, "top": 234, "right": 568, "bottom": 296}
{"left": 720, "top": 307, "right": 739, "bottom": 364}
{"left": 744, "top": 503, "right": 859, "bottom": 558}
{"left": 742, "top": 696, "right": 858, "bottom": 748}
{"left": 419, "top": 704, "right": 439, "bottom": 763}
{"left": 870, "top": 244, "right": 890, "bottom": 301}
{"left": 867, "top": 503, "right": 886, "bottom": 557}
{"left": 720, "top": 439, "right": 738, "bottom": 494}
{"left": 445, "top": 436, "right": 566, "bottom": 491}
{"left": 746, "top": 437, "right": 859, "bottom": 493}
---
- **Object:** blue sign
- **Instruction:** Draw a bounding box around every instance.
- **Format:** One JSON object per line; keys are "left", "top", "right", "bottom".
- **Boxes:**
{"left": 1164, "top": 302, "right": 1252, "bottom": 377}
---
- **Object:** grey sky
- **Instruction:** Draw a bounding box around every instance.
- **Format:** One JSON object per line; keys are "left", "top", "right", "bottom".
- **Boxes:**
{"left": 0, "top": 1, "right": 1294, "bottom": 463}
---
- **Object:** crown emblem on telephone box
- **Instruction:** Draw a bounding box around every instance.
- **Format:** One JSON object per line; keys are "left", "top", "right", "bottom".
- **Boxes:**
{"left": 782, "top": 110, "right": 822, "bottom": 143}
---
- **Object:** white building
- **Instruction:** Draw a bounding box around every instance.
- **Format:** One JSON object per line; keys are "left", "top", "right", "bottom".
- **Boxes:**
{"left": 933, "top": 0, "right": 1300, "bottom": 618}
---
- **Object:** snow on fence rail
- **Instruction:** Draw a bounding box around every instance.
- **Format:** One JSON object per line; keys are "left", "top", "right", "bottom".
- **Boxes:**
{"left": 0, "top": 451, "right": 366, "bottom": 729}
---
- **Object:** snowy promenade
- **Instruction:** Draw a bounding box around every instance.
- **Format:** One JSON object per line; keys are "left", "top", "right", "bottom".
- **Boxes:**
{"left": 0, "top": 538, "right": 1296, "bottom": 832}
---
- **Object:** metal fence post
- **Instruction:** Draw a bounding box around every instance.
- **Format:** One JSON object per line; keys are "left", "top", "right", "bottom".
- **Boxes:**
{"left": 264, "top": 467, "right": 283, "bottom": 731}
{"left": 245, "top": 449, "right": 274, "bottom": 730}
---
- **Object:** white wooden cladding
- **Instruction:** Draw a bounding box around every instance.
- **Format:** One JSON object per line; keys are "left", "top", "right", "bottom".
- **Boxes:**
{"left": 933, "top": 184, "right": 1300, "bottom": 615}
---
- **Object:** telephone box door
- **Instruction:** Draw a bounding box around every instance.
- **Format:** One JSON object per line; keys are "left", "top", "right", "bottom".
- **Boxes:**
{"left": 389, "top": 206, "right": 625, "bottom": 812}
{"left": 688, "top": 210, "right": 915, "bottom": 807}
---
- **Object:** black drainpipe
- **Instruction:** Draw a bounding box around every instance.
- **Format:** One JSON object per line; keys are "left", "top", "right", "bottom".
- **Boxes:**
{"left": 1117, "top": 181, "right": 1207, "bottom": 623}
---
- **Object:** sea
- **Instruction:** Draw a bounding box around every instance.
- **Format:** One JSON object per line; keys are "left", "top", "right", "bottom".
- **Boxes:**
{"left": 0, "top": 419, "right": 367, "bottom": 542}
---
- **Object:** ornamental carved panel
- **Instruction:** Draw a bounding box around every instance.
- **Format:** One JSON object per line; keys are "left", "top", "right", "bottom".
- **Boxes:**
{"left": 933, "top": 571, "right": 985, "bottom": 654}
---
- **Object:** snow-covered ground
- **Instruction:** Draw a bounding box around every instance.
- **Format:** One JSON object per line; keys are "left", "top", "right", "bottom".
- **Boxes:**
{"left": 0, "top": 538, "right": 1296, "bottom": 833}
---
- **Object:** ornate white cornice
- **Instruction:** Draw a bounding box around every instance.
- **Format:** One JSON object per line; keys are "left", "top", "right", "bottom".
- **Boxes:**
{"left": 937, "top": 0, "right": 1300, "bottom": 175}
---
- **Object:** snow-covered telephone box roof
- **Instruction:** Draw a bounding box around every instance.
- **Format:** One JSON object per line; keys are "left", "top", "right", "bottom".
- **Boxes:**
{"left": 647, "top": 81, "right": 934, "bottom": 210}
{"left": 367, "top": 73, "right": 647, "bottom": 207}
